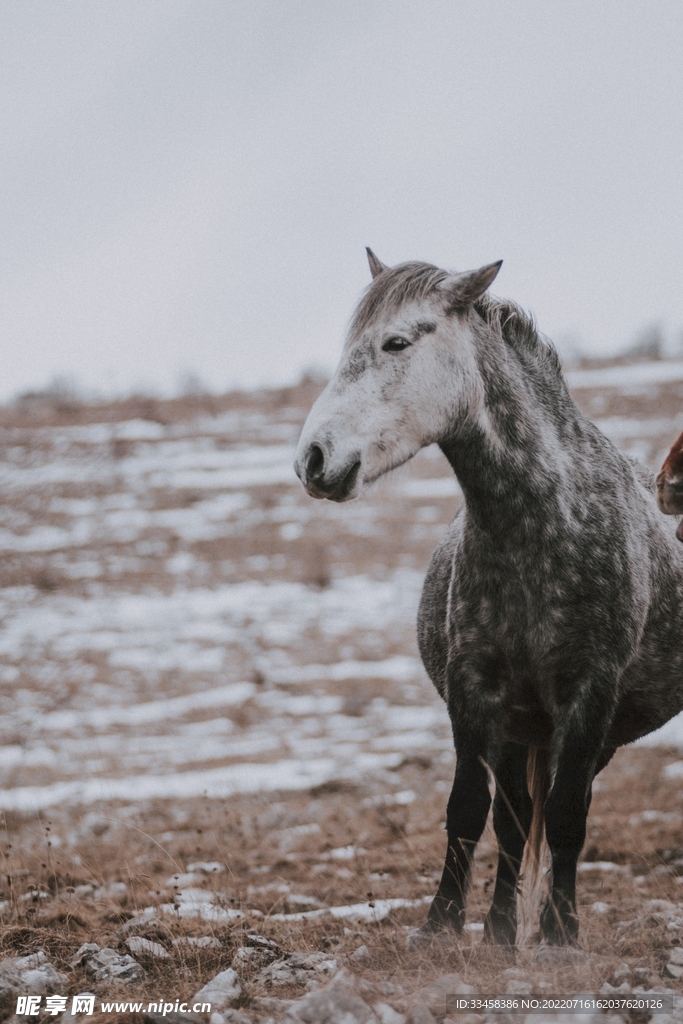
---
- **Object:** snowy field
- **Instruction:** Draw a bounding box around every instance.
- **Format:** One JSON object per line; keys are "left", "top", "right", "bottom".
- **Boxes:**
{"left": 1, "top": 363, "right": 683, "bottom": 818}
{"left": 1, "top": 365, "right": 683, "bottom": 1015}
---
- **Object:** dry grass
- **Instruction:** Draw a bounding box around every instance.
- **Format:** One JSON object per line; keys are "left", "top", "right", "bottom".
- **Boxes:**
{"left": 2, "top": 744, "right": 683, "bottom": 1014}
{"left": 1, "top": 373, "right": 683, "bottom": 1018}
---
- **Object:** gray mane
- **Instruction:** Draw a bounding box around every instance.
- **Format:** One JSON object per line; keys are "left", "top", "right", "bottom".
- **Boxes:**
{"left": 350, "top": 262, "right": 449, "bottom": 336}
{"left": 473, "top": 293, "right": 563, "bottom": 379}
{"left": 351, "top": 261, "right": 563, "bottom": 381}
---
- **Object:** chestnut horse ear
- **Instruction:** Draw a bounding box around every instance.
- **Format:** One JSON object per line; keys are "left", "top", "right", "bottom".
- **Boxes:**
{"left": 366, "top": 247, "right": 387, "bottom": 279}
{"left": 441, "top": 260, "right": 503, "bottom": 313}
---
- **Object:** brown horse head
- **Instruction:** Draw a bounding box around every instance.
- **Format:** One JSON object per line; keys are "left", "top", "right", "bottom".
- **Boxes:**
{"left": 656, "top": 429, "right": 683, "bottom": 539}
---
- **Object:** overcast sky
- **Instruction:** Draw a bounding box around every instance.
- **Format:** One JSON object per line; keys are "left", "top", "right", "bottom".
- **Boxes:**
{"left": 1, "top": 1, "right": 683, "bottom": 399}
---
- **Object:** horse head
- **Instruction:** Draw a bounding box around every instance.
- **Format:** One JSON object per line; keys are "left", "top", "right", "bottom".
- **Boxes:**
{"left": 294, "top": 251, "right": 501, "bottom": 501}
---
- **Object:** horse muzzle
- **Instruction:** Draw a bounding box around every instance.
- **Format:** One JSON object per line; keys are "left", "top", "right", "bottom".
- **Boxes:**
{"left": 294, "top": 443, "right": 362, "bottom": 502}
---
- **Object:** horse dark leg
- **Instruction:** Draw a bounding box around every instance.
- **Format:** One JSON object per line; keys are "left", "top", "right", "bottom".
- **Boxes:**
{"left": 483, "top": 742, "right": 533, "bottom": 946}
{"left": 424, "top": 741, "right": 492, "bottom": 933}
{"left": 540, "top": 705, "right": 616, "bottom": 946}
{"left": 539, "top": 775, "right": 586, "bottom": 944}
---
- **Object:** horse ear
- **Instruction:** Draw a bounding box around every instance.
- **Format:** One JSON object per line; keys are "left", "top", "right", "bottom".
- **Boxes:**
{"left": 366, "top": 247, "right": 387, "bottom": 279}
{"left": 441, "top": 260, "right": 503, "bottom": 312}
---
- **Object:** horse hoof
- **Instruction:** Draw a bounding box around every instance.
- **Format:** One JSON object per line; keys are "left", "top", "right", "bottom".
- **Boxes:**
{"left": 533, "top": 942, "right": 587, "bottom": 965}
{"left": 483, "top": 920, "right": 517, "bottom": 948}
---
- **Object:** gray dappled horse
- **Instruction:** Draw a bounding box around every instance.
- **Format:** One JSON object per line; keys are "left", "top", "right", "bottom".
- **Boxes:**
{"left": 294, "top": 251, "right": 683, "bottom": 948}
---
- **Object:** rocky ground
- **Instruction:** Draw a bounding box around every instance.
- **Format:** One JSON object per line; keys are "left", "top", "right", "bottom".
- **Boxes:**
{"left": 2, "top": 363, "right": 683, "bottom": 1020}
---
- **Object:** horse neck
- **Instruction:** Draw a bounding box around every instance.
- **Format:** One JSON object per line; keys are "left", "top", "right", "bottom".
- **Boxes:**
{"left": 438, "top": 333, "right": 580, "bottom": 536}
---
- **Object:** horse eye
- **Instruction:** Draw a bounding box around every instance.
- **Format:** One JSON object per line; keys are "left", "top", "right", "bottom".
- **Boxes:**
{"left": 382, "top": 336, "right": 411, "bottom": 353}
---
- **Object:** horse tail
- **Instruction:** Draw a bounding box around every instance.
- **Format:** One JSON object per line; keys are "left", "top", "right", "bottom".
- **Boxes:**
{"left": 516, "top": 745, "right": 550, "bottom": 947}
{"left": 525, "top": 744, "right": 550, "bottom": 888}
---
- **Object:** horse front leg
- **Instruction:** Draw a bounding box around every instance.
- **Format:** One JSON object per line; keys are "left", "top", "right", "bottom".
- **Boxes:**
{"left": 540, "top": 695, "right": 616, "bottom": 946}
{"left": 483, "top": 741, "right": 533, "bottom": 946}
{"left": 424, "top": 735, "right": 492, "bottom": 934}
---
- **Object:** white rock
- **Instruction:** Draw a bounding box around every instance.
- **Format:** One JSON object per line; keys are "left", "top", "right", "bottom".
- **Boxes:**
{"left": 193, "top": 969, "right": 242, "bottom": 1011}
{"left": 232, "top": 946, "right": 277, "bottom": 970}
{"left": 611, "top": 963, "right": 633, "bottom": 985}
{"left": 590, "top": 902, "right": 610, "bottom": 914}
{"left": 0, "top": 951, "right": 67, "bottom": 996}
{"left": 125, "top": 937, "right": 170, "bottom": 959}
{"left": 374, "top": 1003, "right": 406, "bottom": 1024}
{"left": 601, "top": 982, "right": 631, "bottom": 995}
{"left": 173, "top": 936, "right": 222, "bottom": 949}
{"left": 70, "top": 944, "right": 100, "bottom": 967}
{"left": 283, "top": 969, "right": 375, "bottom": 1023}
{"left": 118, "top": 911, "right": 159, "bottom": 935}
{"left": 257, "top": 952, "right": 338, "bottom": 989}
{"left": 60, "top": 992, "right": 97, "bottom": 1023}
{"left": 7, "top": 953, "right": 48, "bottom": 969}
{"left": 209, "top": 1012, "right": 252, "bottom": 1024}
{"left": 75, "top": 945, "right": 145, "bottom": 983}
{"left": 415, "top": 973, "right": 475, "bottom": 1016}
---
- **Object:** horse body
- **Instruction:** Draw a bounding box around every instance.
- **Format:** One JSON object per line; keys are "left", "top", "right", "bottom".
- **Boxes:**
{"left": 294, "top": 253, "right": 683, "bottom": 947}
{"left": 421, "top": 366, "right": 683, "bottom": 754}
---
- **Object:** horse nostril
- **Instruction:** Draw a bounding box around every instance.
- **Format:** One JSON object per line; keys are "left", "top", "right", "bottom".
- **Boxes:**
{"left": 306, "top": 444, "right": 325, "bottom": 480}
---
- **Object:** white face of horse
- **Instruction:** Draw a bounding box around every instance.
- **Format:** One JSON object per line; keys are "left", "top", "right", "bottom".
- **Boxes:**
{"left": 294, "top": 251, "right": 501, "bottom": 499}
{"left": 294, "top": 253, "right": 501, "bottom": 501}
